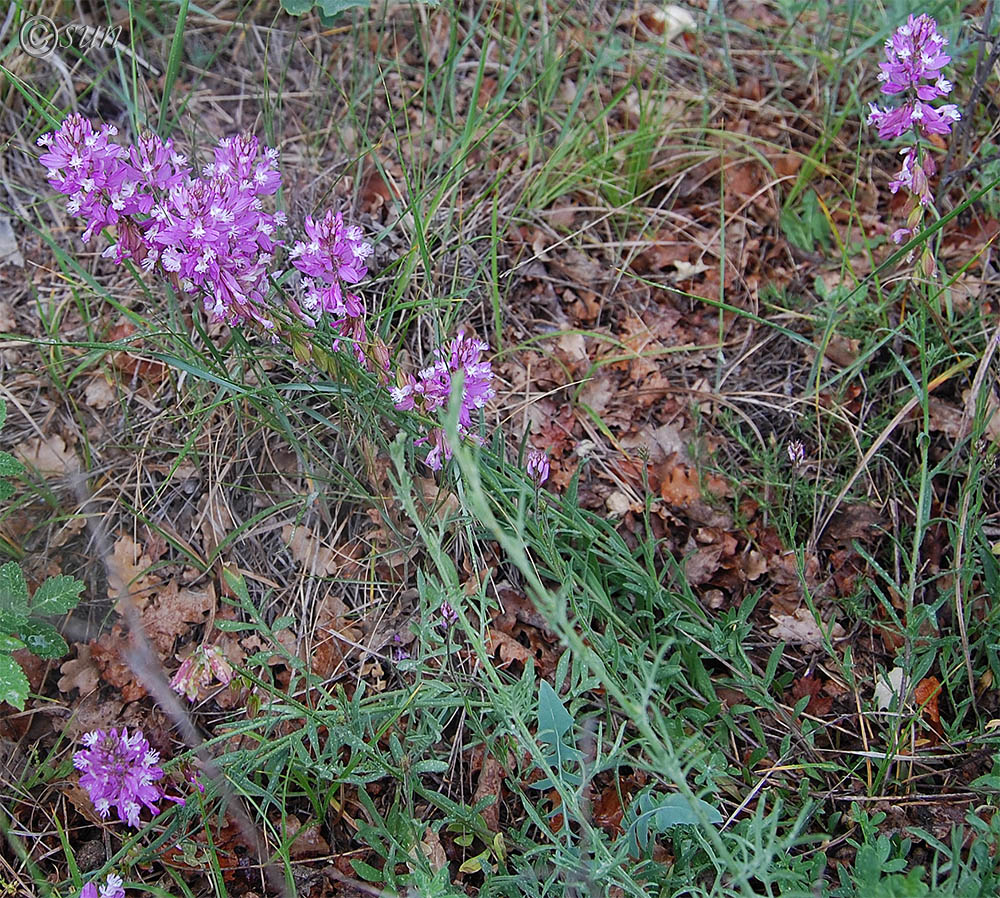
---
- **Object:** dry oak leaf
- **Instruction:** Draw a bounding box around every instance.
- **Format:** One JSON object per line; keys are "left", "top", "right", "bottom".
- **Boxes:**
{"left": 58, "top": 644, "right": 100, "bottom": 695}
{"left": 140, "top": 581, "right": 216, "bottom": 655}
{"left": 768, "top": 607, "right": 845, "bottom": 650}
{"left": 685, "top": 544, "right": 725, "bottom": 586}
{"left": 107, "top": 534, "right": 157, "bottom": 601}
{"left": 284, "top": 814, "right": 331, "bottom": 860}
{"left": 89, "top": 626, "right": 148, "bottom": 702}
{"left": 914, "top": 676, "right": 943, "bottom": 741}
{"left": 282, "top": 523, "right": 339, "bottom": 577}
{"left": 472, "top": 751, "right": 510, "bottom": 833}
{"left": 485, "top": 627, "right": 534, "bottom": 670}
{"left": 14, "top": 433, "right": 80, "bottom": 475}
{"left": 790, "top": 674, "right": 833, "bottom": 717}
{"left": 413, "top": 827, "right": 448, "bottom": 873}
{"left": 83, "top": 375, "right": 117, "bottom": 410}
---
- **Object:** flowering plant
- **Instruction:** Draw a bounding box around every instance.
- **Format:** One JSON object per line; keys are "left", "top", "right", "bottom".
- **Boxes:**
{"left": 39, "top": 115, "right": 498, "bottom": 473}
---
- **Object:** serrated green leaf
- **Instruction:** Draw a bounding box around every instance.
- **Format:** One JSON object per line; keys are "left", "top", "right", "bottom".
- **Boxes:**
{"left": 18, "top": 619, "right": 68, "bottom": 659}
{"left": 0, "top": 399, "right": 6, "bottom": 432}
{"left": 0, "top": 480, "right": 13, "bottom": 503}
{"left": 0, "top": 451, "right": 23, "bottom": 477}
{"left": 0, "top": 652, "right": 30, "bottom": 710}
{"left": 31, "top": 574, "right": 85, "bottom": 615}
{"left": 0, "top": 634, "right": 25, "bottom": 652}
{"left": 0, "top": 562, "right": 29, "bottom": 615}
{"left": 0, "top": 609, "right": 27, "bottom": 634}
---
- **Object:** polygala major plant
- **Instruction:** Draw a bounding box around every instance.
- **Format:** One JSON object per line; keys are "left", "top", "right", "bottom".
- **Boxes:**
{"left": 37, "top": 114, "right": 498, "bottom": 471}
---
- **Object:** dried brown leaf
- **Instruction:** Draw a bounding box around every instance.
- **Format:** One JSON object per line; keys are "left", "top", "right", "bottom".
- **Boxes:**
{"left": 768, "top": 607, "right": 845, "bottom": 650}
{"left": 58, "top": 644, "right": 100, "bottom": 696}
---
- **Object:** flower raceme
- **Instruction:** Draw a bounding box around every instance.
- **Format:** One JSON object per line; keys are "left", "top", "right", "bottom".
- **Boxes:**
{"left": 526, "top": 447, "right": 550, "bottom": 486}
{"left": 73, "top": 727, "right": 173, "bottom": 828}
{"left": 866, "top": 15, "right": 961, "bottom": 255}
{"left": 390, "top": 331, "right": 496, "bottom": 470}
{"left": 867, "top": 14, "right": 960, "bottom": 141}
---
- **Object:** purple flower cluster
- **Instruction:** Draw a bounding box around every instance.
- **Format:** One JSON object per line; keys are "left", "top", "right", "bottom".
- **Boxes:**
{"left": 73, "top": 728, "right": 168, "bottom": 828}
{"left": 867, "top": 14, "right": 960, "bottom": 140}
{"left": 390, "top": 331, "right": 496, "bottom": 470}
{"left": 80, "top": 873, "right": 125, "bottom": 898}
{"left": 288, "top": 210, "right": 374, "bottom": 362}
{"left": 40, "top": 117, "right": 286, "bottom": 329}
{"left": 38, "top": 116, "right": 381, "bottom": 346}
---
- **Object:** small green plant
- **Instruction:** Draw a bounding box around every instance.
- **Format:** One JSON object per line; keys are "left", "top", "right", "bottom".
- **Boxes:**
{"left": 0, "top": 399, "right": 84, "bottom": 710}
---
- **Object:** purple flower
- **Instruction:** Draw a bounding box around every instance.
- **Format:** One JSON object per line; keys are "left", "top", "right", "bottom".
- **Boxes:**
{"left": 892, "top": 227, "right": 914, "bottom": 244}
{"left": 526, "top": 447, "right": 550, "bottom": 485}
{"left": 390, "top": 330, "right": 495, "bottom": 469}
{"left": 73, "top": 728, "right": 167, "bottom": 828}
{"left": 877, "top": 14, "right": 953, "bottom": 98}
{"left": 79, "top": 873, "right": 125, "bottom": 898}
{"left": 38, "top": 115, "right": 129, "bottom": 242}
{"left": 392, "top": 634, "right": 410, "bottom": 662}
{"left": 786, "top": 440, "right": 805, "bottom": 467}
{"left": 39, "top": 118, "right": 287, "bottom": 331}
{"left": 867, "top": 16, "right": 960, "bottom": 140}
{"left": 289, "top": 210, "right": 372, "bottom": 287}
{"left": 438, "top": 602, "right": 459, "bottom": 631}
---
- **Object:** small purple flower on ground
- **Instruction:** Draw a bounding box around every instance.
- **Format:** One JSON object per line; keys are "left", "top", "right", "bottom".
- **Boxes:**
{"left": 438, "top": 602, "right": 459, "bottom": 632}
{"left": 787, "top": 440, "right": 805, "bottom": 467}
{"left": 170, "top": 643, "right": 234, "bottom": 701}
{"left": 526, "top": 447, "right": 550, "bottom": 485}
{"left": 80, "top": 873, "right": 125, "bottom": 898}
{"left": 73, "top": 728, "right": 167, "bottom": 828}
{"left": 392, "top": 633, "right": 410, "bottom": 662}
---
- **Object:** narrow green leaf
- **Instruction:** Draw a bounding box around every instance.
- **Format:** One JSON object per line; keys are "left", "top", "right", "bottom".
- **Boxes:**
{"left": 158, "top": 0, "right": 190, "bottom": 133}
